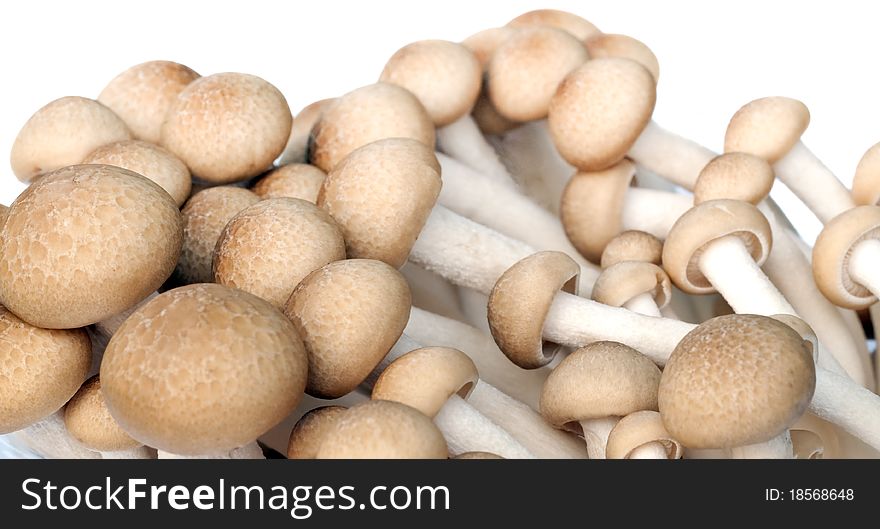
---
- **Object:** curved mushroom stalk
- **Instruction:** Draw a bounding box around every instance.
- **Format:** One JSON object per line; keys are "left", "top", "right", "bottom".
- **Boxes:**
{"left": 772, "top": 141, "right": 853, "bottom": 224}
{"left": 578, "top": 417, "right": 620, "bottom": 459}
{"left": 158, "top": 443, "right": 265, "bottom": 459}
{"left": 623, "top": 293, "right": 662, "bottom": 317}
{"left": 626, "top": 121, "right": 716, "bottom": 189}
{"left": 436, "top": 115, "right": 514, "bottom": 187}
{"left": 729, "top": 432, "right": 793, "bottom": 459}
{"left": 433, "top": 395, "right": 535, "bottom": 459}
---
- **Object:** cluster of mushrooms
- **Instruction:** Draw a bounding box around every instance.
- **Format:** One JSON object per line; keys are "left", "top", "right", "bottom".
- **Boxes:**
{"left": 2, "top": 8, "right": 880, "bottom": 460}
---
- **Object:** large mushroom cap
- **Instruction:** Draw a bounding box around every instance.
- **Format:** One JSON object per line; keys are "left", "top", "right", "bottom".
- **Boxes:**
{"left": 252, "top": 163, "right": 326, "bottom": 203}
{"left": 813, "top": 206, "right": 880, "bottom": 309}
{"left": 287, "top": 406, "right": 348, "bottom": 459}
{"left": 694, "top": 152, "right": 774, "bottom": 206}
{"left": 724, "top": 96, "right": 810, "bottom": 163}
{"left": 853, "top": 142, "right": 880, "bottom": 206}
{"left": 600, "top": 230, "right": 663, "bottom": 269}
{"left": 100, "top": 283, "right": 308, "bottom": 455}
{"left": 584, "top": 33, "right": 660, "bottom": 83}
{"left": 0, "top": 164, "right": 183, "bottom": 329}
{"left": 506, "top": 9, "right": 601, "bottom": 41}
{"left": 277, "top": 98, "right": 337, "bottom": 166}
{"left": 659, "top": 314, "right": 815, "bottom": 448}
{"left": 64, "top": 376, "right": 141, "bottom": 452}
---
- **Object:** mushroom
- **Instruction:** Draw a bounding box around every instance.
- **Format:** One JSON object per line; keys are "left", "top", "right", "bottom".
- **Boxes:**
{"left": 0, "top": 164, "right": 183, "bottom": 329}
{"left": 592, "top": 261, "right": 671, "bottom": 317}
{"left": 10, "top": 97, "right": 131, "bottom": 182}
{"left": 287, "top": 406, "right": 348, "bottom": 459}
{"left": 160, "top": 72, "right": 292, "bottom": 184}
{"left": 605, "top": 411, "right": 683, "bottom": 459}
{"left": 506, "top": 9, "right": 601, "bottom": 41}
{"left": 461, "top": 27, "right": 519, "bottom": 136}
{"left": 813, "top": 205, "right": 880, "bottom": 310}
{"left": 853, "top": 142, "right": 880, "bottom": 206}
{"left": 251, "top": 163, "right": 326, "bottom": 203}
{"left": 693, "top": 152, "right": 774, "bottom": 206}
{"left": 584, "top": 33, "right": 660, "bottom": 83}
{"left": 790, "top": 412, "right": 842, "bottom": 459}
{"left": 277, "top": 98, "right": 336, "bottom": 166}
{"left": 600, "top": 230, "right": 663, "bottom": 269}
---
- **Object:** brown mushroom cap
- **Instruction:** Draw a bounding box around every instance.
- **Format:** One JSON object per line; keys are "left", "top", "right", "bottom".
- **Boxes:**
{"left": 506, "top": 9, "right": 601, "bottom": 41}
{"left": 592, "top": 261, "right": 671, "bottom": 308}
{"left": 98, "top": 60, "right": 200, "bottom": 144}
{"left": 461, "top": 27, "right": 520, "bottom": 135}
{"left": 658, "top": 314, "right": 815, "bottom": 448}
{"left": 0, "top": 164, "right": 183, "bottom": 329}
{"left": 548, "top": 58, "right": 656, "bottom": 171}
{"left": 287, "top": 406, "right": 347, "bottom": 459}
{"left": 380, "top": 40, "right": 482, "bottom": 127}
{"left": 372, "top": 347, "right": 478, "bottom": 417}
{"left": 278, "top": 98, "right": 336, "bottom": 166}
{"left": 584, "top": 33, "right": 660, "bottom": 83}
{"left": 852, "top": 143, "right": 880, "bottom": 206}
{"left": 318, "top": 138, "right": 441, "bottom": 268}
{"left": 540, "top": 341, "right": 661, "bottom": 429}
{"left": 316, "top": 400, "right": 448, "bottom": 459}
{"left": 213, "top": 198, "right": 345, "bottom": 308}
{"left": 82, "top": 140, "right": 192, "bottom": 206}
{"left": 694, "top": 152, "right": 774, "bottom": 206}
{"left": 560, "top": 159, "right": 637, "bottom": 263}
{"left": 0, "top": 306, "right": 91, "bottom": 434}
{"left": 724, "top": 97, "right": 810, "bottom": 163}
{"left": 472, "top": 89, "right": 520, "bottom": 135}
{"left": 309, "top": 83, "right": 435, "bottom": 172}
{"left": 769, "top": 314, "right": 819, "bottom": 364}
{"left": 160, "top": 73, "right": 292, "bottom": 184}
{"left": 284, "top": 259, "right": 412, "bottom": 398}
{"left": 10, "top": 97, "right": 132, "bottom": 183}
{"left": 488, "top": 251, "right": 579, "bottom": 369}
{"left": 662, "top": 199, "right": 773, "bottom": 294}
{"left": 101, "top": 284, "right": 308, "bottom": 455}
{"left": 252, "top": 163, "right": 326, "bottom": 203}
{"left": 462, "top": 27, "right": 516, "bottom": 69}
{"left": 813, "top": 206, "right": 880, "bottom": 309}
{"left": 605, "top": 410, "right": 683, "bottom": 459}
{"left": 454, "top": 451, "right": 504, "bottom": 459}
{"left": 64, "top": 375, "right": 141, "bottom": 452}
{"left": 600, "top": 230, "right": 663, "bottom": 268}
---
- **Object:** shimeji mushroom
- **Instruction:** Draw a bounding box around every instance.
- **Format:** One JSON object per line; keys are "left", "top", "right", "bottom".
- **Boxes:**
{"left": 461, "top": 27, "right": 519, "bottom": 137}
{"left": 600, "top": 230, "right": 663, "bottom": 268}
{"left": 251, "top": 164, "right": 327, "bottom": 203}
{"left": 592, "top": 261, "right": 671, "bottom": 317}
{"left": 277, "top": 98, "right": 336, "bottom": 166}
{"left": 506, "top": 9, "right": 601, "bottom": 41}
{"left": 813, "top": 206, "right": 880, "bottom": 310}
{"left": 287, "top": 406, "right": 348, "bottom": 459}
{"left": 605, "top": 411, "right": 683, "bottom": 460}
{"left": 584, "top": 33, "right": 660, "bottom": 83}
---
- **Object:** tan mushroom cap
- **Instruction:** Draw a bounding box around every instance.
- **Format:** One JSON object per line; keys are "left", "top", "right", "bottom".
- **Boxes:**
{"left": 600, "top": 230, "right": 663, "bottom": 269}
{"left": 160, "top": 72, "right": 292, "bottom": 184}
{"left": 318, "top": 138, "right": 441, "bottom": 268}
{"left": 540, "top": 341, "right": 662, "bottom": 429}
{"left": 506, "top": 9, "right": 601, "bottom": 41}
{"left": 0, "top": 164, "right": 183, "bottom": 329}
{"left": 82, "top": 140, "right": 192, "bottom": 206}
{"left": 462, "top": 28, "right": 520, "bottom": 135}
{"left": 472, "top": 89, "right": 520, "bottom": 135}
{"left": 724, "top": 97, "right": 810, "bottom": 163}
{"left": 0, "top": 306, "right": 91, "bottom": 434}
{"left": 592, "top": 261, "right": 671, "bottom": 309}
{"left": 605, "top": 410, "right": 683, "bottom": 459}
{"left": 694, "top": 153, "right": 774, "bottom": 206}
{"left": 0, "top": 204, "right": 8, "bottom": 229}
{"left": 278, "top": 98, "right": 336, "bottom": 166}
{"left": 454, "top": 451, "right": 504, "bottom": 459}
{"left": 372, "top": 347, "right": 478, "bottom": 417}
{"left": 101, "top": 284, "right": 309, "bottom": 455}
{"left": 64, "top": 376, "right": 141, "bottom": 452}
{"left": 10, "top": 96, "right": 132, "bottom": 183}
{"left": 659, "top": 314, "right": 815, "bottom": 448}
{"left": 173, "top": 186, "right": 260, "bottom": 285}
{"left": 309, "top": 83, "right": 435, "bottom": 172}
{"left": 462, "top": 27, "right": 516, "bottom": 69}
{"left": 852, "top": 142, "right": 880, "bottom": 206}
{"left": 284, "top": 259, "right": 412, "bottom": 398}
{"left": 213, "top": 198, "right": 345, "bottom": 308}
{"left": 380, "top": 40, "right": 482, "bottom": 127}
{"left": 252, "top": 163, "right": 326, "bottom": 203}
{"left": 769, "top": 314, "right": 819, "bottom": 364}
{"left": 584, "top": 33, "right": 660, "bottom": 83}
{"left": 98, "top": 60, "right": 200, "bottom": 144}
{"left": 488, "top": 27, "right": 589, "bottom": 122}
{"left": 549, "top": 58, "right": 656, "bottom": 171}
{"left": 316, "top": 400, "right": 448, "bottom": 459}
{"left": 488, "top": 251, "right": 579, "bottom": 369}
{"left": 287, "top": 406, "right": 347, "bottom": 459}
{"left": 560, "top": 159, "right": 637, "bottom": 263}
{"left": 662, "top": 199, "right": 773, "bottom": 294}
{"left": 813, "top": 206, "right": 880, "bottom": 309}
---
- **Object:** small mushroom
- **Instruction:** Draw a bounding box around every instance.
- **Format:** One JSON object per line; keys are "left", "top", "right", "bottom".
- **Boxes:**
{"left": 693, "top": 153, "right": 775, "bottom": 206}
{"left": 605, "top": 410, "right": 683, "bottom": 459}
{"left": 600, "top": 230, "right": 663, "bottom": 269}
{"left": 287, "top": 406, "right": 347, "bottom": 459}
{"left": 251, "top": 163, "right": 326, "bottom": 203}
{"left": 592, "top": 261, "right": 671, "bottom": 317}
{"left": 813, "top": 205, "right": 880, "bottom": 309}
{"left": 277, "top": 98, "right": 336, "bottom": 166}
{"left": 462, "top": 27, "right": 520, "bottom": 136}
{"left": 584, "top": 33, "right": 660, "bottom": 83}
{"left": 506, "top": 9, "right": 601, "bottom": 41}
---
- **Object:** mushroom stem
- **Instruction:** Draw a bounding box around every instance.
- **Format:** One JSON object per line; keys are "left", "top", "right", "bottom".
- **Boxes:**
{"left": 620, "top": 187, "right": 692, "bottom": 238}
{"left": 629, "top": 442, "right": 672, "bottom": 459}
{"left": 157, "top": 442, "right": 265, "bottom": 459}
{"left": 773, "top": 141, "right": 855, "bottom": 224}
{"left": 623, "top": 292, "right": 662, "bottom": 317}
{"left": 847, "top": 238, "right": 880, "bottom": 299}
{"left": 809, "top": 367, "right": 880, "bottom": 450}
{"left": 434, "top": 395, "right": 535, "bottom": 459}
{"left": 435, "top": 115, "right": 513, "bottom": 187}
{"left": 99, "top": 446, "right": 156, "bottom": 459}
{"left": 626, "top": 120, "right": 716, "bottom": 189}
{"left": 578, "top": 417, "right": 620, "bottom": 459}
{"left": 729, "top": 432, "right": 793, "bottom": 459}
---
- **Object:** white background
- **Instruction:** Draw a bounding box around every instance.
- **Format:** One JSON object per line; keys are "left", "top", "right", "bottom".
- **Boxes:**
{"left": 1, "top": 0, "right": 878, "bottom": 243}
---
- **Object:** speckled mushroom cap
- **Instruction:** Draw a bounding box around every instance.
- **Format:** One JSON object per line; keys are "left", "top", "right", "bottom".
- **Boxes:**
{"left": 318, "top": 138, "right": 441, "bottom": 268}
{"left": 454, "top": 451, "right": 504, "bottom": 459}
{"left": 0, "top": 204, "right": 8, "bottom": 228}
{"left": 173, "top": 186, "right": 260, "bottom": 285}
{"left": 540, "top": 341, "right": 661, "bottom": 429}
{"left": 812, "top": 206, "right": 880, "bottom": 309}
{"left": 372, "top": 347, "right": 478, "bottom": 417}
{"left": 64, "top": 376, "right": 141, "bottom": 452}
{"left": 160, "top": 72, "right": 292, "bottom": 184}
{"left": 380, "top": 40, "right": 482, "bottom": 127}
{"left": 462, "top": 27, "right": 515, "bottom": 68}
{"left": 0, "top": 306, "right": 91, "bottom": 434}
{"left": 584, "top": 33, "right": 660, "bottom": 83}
{"left": 252, "top": 163, "right": 326, "bottom": 203}
{"left": 100, "top": 283, "right": 309, "bottom": 455}
{"left": 605, "top": 410, "right": 682, "bottom": 459}
{"left": 10, "top": 96, "right": 131, "bottom": 183}
{"left": 560, "top": 159, "right": 637, "bottom": 263}
{"left": 0, "top": 164, "right": 183, "bottom": 329}
{"left": 316, "top": 400, "right": 448, "bottom": 459}
{"left": 506, "top": 9, "right": 601, "bottom": 41}
{"left": 592, "top": 261, "right": 671, "bottom": 309}
{"left": 488, "top": 251, "right": 579, "bottom": 369}
{"left": 769, "top": 314, "right": 819, "bottom": 364}
{"left": 488, "top": 27, "right": 588, "bottom": 122}
{"left": 284, "top": 259, "right": 412, "bottom": 398}
{"left": 213, "top": 198, "right": 345, "bottom": 308}
{"left": 658, "top": 314, "right": 815, "bottom": 448}
{"left": 724, "top": 97, "right": 810, "bottom": 163}
{"left": 98, "top": 60, "right": 200, "bottom": 143}
{"left": 549, "top": 58, "right": 656, "bottom": 171}
{"left": 462, "top": 27, "right": 520, "bottom": 135}
{"left": 662, "top": 199, "right": 773, "bottom": 294}
{"left": 852, "top": 143, "right": 880, "bottom": 206}
{"left": 287, "top": 406, "right": 347, "bottom": 459}
{"left": 309, "top": 83, "right": 435, "bottom": 172}
{"left": 600, "top": 230, "right": 663, "bottom": 269}
{"left": 694, "top": 152, "right": 774, "bottom": 206}
{"left": 277, "top": 98, "right": 336, "bottom": 166}
{"left": 82, "top": 140, "right": 192, "bottom": 206}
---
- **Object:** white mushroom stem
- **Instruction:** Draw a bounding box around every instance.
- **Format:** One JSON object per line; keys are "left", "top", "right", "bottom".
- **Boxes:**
{"left": 578, "top": 417, "right": 620, "bottom": 459}
{"left": 773, "top": 141, "right": 855, "bottom": 224}
{"left": 433, "top": 395, "right": 534, "bottom": 459}
{"left": 626, "top": 120, "right": 717, "bottom": 189}
{"left": 629, "top": 442, "right": 671, "bottom": 459}
{"left": 729, "top": 432, "right": 793, "bottom": 459}
{"left": 624, "top": 292, "right": 662, "bottom": 317}
{"left": 157, "top": 442, "right": 265, "bottom": 459}
{"left": 435, "top": 114, "right": 514, "bottom": 188}
{"left": 97, "top": 446, "right": 155, "bottom": 459}
{"left": 809, "top": 367, "right": 880, "bottom": 450}
{"left": 847, "top": 239, "right": 880, "bottom": 299}
{"left": 621, "top": 187, "right": 692, "bottom": 239}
